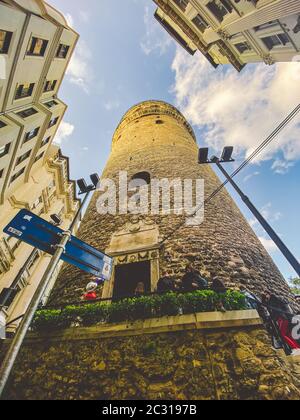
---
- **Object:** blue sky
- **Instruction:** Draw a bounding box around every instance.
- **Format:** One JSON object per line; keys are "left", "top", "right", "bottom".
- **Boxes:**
{"left": 50, "top": 0, "right": 299, "bottom": 281}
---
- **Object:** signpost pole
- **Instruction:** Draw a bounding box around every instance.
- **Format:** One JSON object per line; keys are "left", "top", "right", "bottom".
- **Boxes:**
{"left": 0, "top": 191, "right": 90, "bottom": 398}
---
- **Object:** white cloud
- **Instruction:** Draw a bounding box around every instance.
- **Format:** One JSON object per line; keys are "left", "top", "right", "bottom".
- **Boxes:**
{"left": 248, "top": 202, "right": 282, "bottom": 229}
{"left": 53, "top": 121, "right": 75, "bottom": 145}
{"left": 243, "top": 171, "right": 260, "bottom": 183}
{"left": 171, "top": 49, "right": 300, "bottom": 172}
{"left": 140, "top": 6, "right": 172, "bottom": 56}
{"left": 272, "top": 159, "right": 295, "bottom": 174}
{"left": 66, "top": 40, "right": 93, "bottom": 93}
{"left": 259, "top": 236, "right": 278, "bottom": 253}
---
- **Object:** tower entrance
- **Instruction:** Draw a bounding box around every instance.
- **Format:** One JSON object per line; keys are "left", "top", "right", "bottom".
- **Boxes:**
{"left": 113, "top": 261, "right": 151, "bottom": 301}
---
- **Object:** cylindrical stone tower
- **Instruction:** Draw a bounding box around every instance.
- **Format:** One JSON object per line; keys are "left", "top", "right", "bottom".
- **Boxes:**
{"left": 49, "top": 100, "right": 293, "bottom": 305}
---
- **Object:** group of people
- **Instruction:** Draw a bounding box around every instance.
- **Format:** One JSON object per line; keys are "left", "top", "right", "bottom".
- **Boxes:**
{"left": 156, "top": 264, "right": 226, "bottom": 296}
{"left": 82, "top": 265, "right": 300, "bottom": 356}
{"left": 239, "top": 285, "right": 300, "bottom": 356}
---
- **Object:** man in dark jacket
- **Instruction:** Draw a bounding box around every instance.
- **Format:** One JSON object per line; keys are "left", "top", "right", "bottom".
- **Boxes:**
{"left": 181, "top": 265, "right": 208, "bottom": 293}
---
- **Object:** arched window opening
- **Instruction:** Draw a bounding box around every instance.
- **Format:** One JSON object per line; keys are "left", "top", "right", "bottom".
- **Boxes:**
{"left": 131, "top": 171, "right": 151, "bottom": 185}
{"left": 156, "top": 119, "right": 164, "bottom": 125}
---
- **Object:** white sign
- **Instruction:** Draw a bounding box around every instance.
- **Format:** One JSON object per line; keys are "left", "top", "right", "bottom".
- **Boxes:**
{"left": 0, "top": 312, "right": 6, "bottom": 340}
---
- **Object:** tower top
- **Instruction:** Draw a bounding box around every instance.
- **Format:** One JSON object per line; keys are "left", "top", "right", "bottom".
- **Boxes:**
{"left": 113, "top": 100, "right": 197, "bottom": 145}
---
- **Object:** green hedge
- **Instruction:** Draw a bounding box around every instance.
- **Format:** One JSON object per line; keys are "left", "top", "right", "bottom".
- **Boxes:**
{"left": 32, "top": 290, "right": 247, "bottom": 332}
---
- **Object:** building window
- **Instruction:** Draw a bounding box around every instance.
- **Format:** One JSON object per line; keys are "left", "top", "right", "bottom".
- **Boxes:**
{"left": 0, "top": 168, "right": 4, "bottom": 178}
{"left": 15, "top": 150, "right": 31, "bottom": 167}
{"left": 48, "top": 117, "right": 59, "bottom": 128}
{"left": 56, "top": 43, "right": 70, "bottom": 59}
{"left": 44, "top": 80, "right": 57, "bottom": 93}
{"left": 192, "top": 14, "right": 209, "bottom": 33}
{"left": 234, "top": 41, "right": 252, "bottom": 54}
{"left": 15, "top": 83, "right": 35, "bottom": 100}
{"left": 17, "top": 108, "right": 38, "bottom": 119}
{"left": 0, "top": 30, "right": 13, "bottom": 54}
{"left": 34, "top": 152, "right": 44, "bottom": 163}
{"left": 44, "top": 100, "right": 58, "bottom": 108}
{"left": 24, "top": 127, "right": 40, "bottom": 143}
{"left": 41, "top": 136, "right": 51, "bottom": 147}
{"left": 261, "top": 33, "right": 290, "bottom": 50}
{"left": 10, "top": 167, "right": 25, "bottom": 184}
{"left": 207, "top": 0, "right": 233, "bottom": 22}
{"left": 0, "top": 120, "right": 7, "bottom": 128}
{"left": 131, "top": 172, "right": 151, "bottom": 185}
{"left": 254, "top": 20, "right": 278, "bottom": 32}
{"left": 0, "top": 142, "right": 10, "bottom": 158}
{"left": 173, "top": 0, "right": 189, "bottom": 12}
{"left": 26, "top": 37, "right": 48, "bottom": 57}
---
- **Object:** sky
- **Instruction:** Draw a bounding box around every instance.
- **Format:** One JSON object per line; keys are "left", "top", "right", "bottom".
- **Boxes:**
{"left": 49, "top": 0, "right": 300, "bottom": 281}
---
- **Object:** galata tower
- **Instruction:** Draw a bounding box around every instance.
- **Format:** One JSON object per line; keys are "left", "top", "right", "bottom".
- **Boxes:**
{"left": 49, "top": 100, "right": 293, "bottom": 306}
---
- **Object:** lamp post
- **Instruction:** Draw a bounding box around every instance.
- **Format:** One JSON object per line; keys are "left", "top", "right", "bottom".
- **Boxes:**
{"left": 198, "top": 147, "right": 300, "bottom": 278}
{"left": 0, "top": 173, "right": 100, "bottom": 398}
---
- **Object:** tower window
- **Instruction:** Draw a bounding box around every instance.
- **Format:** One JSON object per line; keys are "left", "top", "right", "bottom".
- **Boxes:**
{"left": 0, "top": 30, "right": 13, "bottom": 54}
{"left": 27, "top": 37, "right": 48, "bottom": 57}
{"left": 131, "top": 171, "right": 151, "bottom": 185}
{"left": 156, "top": 119, "right": 164, "bottom": 125}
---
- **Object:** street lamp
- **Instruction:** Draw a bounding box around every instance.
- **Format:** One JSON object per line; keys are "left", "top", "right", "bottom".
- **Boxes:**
{"left": 198, "top": 146, "right": 300, "bottom": 277}
{"left": 0, "top": 174, "right": 100, "bottom": 397}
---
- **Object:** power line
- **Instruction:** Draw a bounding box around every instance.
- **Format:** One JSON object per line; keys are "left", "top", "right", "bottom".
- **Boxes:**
{"left": 159, "top": 103, "right": 300, "bottom": 247}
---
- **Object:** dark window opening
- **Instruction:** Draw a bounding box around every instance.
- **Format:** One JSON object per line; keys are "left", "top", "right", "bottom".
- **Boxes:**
{"left": 192, "top": 14, "right": 209, "bottom": 33}
{"left": 0, "top": 30, "right": 13, "bottom": 54}
{"left": 48, "top": 117, "right": 59, "bottom": 128}
{"left": 0, "top": 120, "right": 7, "bottom": 128}
{"left": 0, "top": 142, "right": 10, "bottom": 158}
{"left": 15, "top": 83, "right": 35, "bottom": 100}
{"left": 173, "top": 0, "right": 189, "bottom": 12}
{"left": 234, "top": 41, "right": 252, "bottom": 54}
{"left": 17, "top": 107, "right": 38, "bottom": 119}
{"left": 44, "top": 80, "right": 57, "bottom": 93}
{"left": 113, "top": 261, "right": 151, "bottom": 301}
{"left": 261, "top": 33, "right": 290, "bottom": 50}
{"left": 26, "top": 37, "right": 48, "bottom": 56}
{"left": 131, "top": 171, "right": 151, "bottom": 185}
{"left": 24, "top": 127, "right": 39, "bottom": 143}
{"left": 207, "top": 0, "right": 233, "bottom": 22}
{"left": 156, "top": 119, "right": 164, "bottom": 124}
{"left": 56, "top": 43, "right": 70, "bottom": 59}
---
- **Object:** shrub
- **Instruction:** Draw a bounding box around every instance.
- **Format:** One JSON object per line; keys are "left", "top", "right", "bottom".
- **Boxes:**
{"left": 31, "top": 290, "right": 247, "bottom": 332}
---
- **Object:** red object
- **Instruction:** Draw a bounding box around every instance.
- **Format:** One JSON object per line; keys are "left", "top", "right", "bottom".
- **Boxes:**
{"left": 278, "top": 318, "right": 300, "bottom": 350}
{"left": 84, "top": 292, "right": 97, "bottom": 301}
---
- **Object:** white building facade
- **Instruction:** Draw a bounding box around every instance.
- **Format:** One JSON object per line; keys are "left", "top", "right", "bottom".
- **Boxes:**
{"left": 153, "top": 0, "right": 300, "bottom": 70}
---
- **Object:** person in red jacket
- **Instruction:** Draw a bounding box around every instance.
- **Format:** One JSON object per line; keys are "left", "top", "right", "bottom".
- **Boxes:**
{"left": 83, "top": 281, "right": 98, "bottom": 301}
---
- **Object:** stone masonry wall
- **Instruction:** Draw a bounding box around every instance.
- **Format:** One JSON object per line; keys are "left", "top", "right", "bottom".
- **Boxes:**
{"left": 49, "top": 101, "right": 294, "bottom": 306}
{"left": 3, "top": 322, "right": 300, "bottom": 400}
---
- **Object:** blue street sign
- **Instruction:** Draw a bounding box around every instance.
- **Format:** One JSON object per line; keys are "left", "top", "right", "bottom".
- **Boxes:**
{"left": 3, "top": 209, "right": 113, "bottom": 279}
